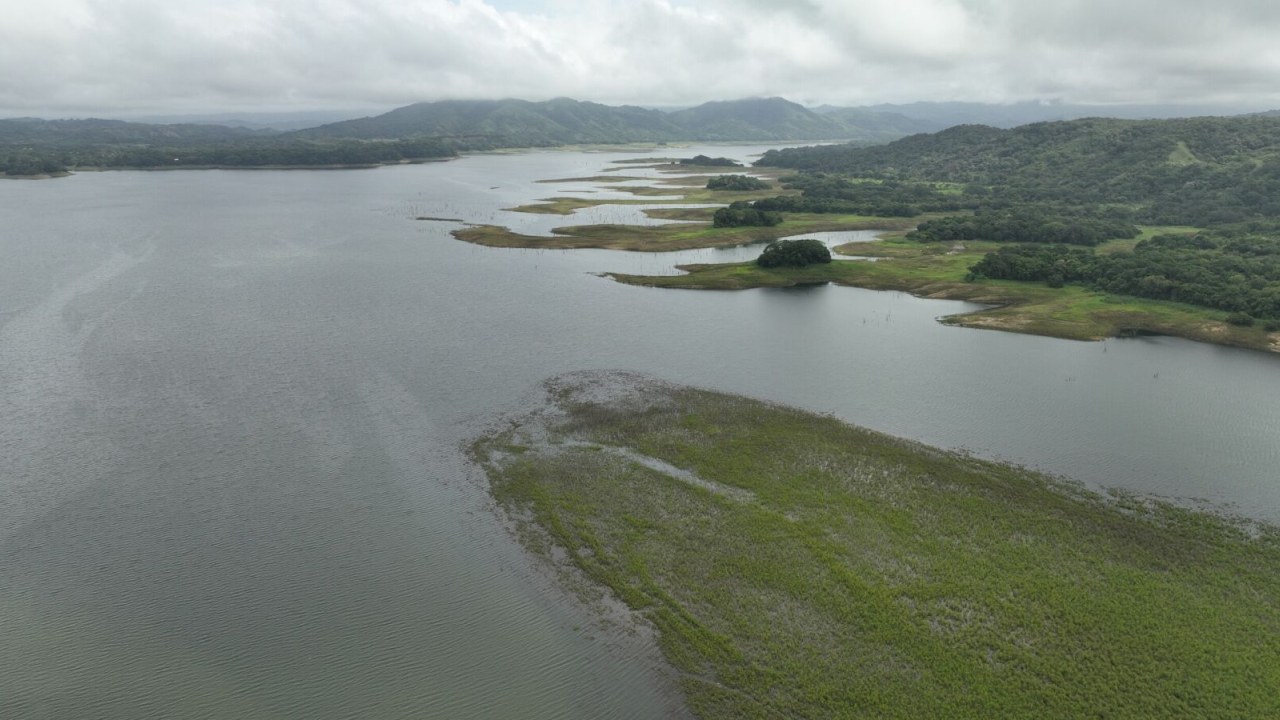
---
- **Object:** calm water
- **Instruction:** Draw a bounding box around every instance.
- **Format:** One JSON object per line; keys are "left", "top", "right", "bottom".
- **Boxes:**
{"left": 2, "top": 145, "right": 1278, "bottom": 719}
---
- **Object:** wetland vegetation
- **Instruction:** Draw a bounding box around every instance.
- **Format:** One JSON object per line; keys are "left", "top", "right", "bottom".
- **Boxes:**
{"left": 475, "top": 373, "right": 1280, "bottom": 720}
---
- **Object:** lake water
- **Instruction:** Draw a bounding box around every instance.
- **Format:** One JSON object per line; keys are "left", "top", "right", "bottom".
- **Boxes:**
{"left": 2, "top": 145, "right": 1278, "bottom": 719}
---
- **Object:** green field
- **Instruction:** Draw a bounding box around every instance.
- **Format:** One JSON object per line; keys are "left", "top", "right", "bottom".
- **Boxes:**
{"left": 608, "top": 233, "right": 1279, "bottom": 353}
{"left": 474, "top": 373, "right": 1280, "bottom": 719}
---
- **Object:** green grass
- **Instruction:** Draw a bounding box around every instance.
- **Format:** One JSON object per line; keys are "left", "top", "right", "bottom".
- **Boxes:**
{"left": 475, "top": 374, "right": 1280, "bottom": 720}
{"left": 1167, "top": 141, "right": 1202, "bottom": 166}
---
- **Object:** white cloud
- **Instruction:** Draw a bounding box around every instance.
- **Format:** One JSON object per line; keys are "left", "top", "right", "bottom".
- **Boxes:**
{"left": 1, "top": 0, "right": 1278, "bottom": 115}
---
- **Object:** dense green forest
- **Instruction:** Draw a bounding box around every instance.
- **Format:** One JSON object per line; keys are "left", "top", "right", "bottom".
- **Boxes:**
{"left": 713, "top": 205, "right": 783, "bottom": 228}
{"left": 749, "top": 116, "right": 1280, "bottom": 327}
{"left": 753, "top": 173, "right": 978, "bottom": 217}
{"left": 909, "top": 210, "right": 1140, "bottom": 246}
{"left": 756, "top": 117, "right": 1280, "bottom": 226}
{"left": 705, "top": 174, "right": 768, "bottom": 190}
{"left": 756, "top": 238, "right": 832, "bottom": 267}
{"left": 969, "top": 226, "right": 1280, "bottom": 323}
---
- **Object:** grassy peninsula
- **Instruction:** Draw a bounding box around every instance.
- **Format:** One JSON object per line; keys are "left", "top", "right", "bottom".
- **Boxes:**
{"left": 474, "top": 372, "right": 1280, "bottom": 719}
{"left": 609, "top": 231, "right": 1279, "bottom": 353}
{"left": 453, "top": 213, "right": 914, "bottom": 252}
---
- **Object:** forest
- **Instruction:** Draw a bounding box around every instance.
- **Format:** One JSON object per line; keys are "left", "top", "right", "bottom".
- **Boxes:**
{"left": 752, "top": 174, "right": 978, "bottom": 217}
{"left": 909, "top": 210, "right": 1140, "bottom": 246}
{"left": 756, "top": 116, "right": 1280, "bottom": 226}
{"left": 705, "top": 174, "right": 770, "bottom": 190}
{"left": 969, "top": 226, "right": 1280, "bottom": 324}
{"left": 713, "top": 204, "right": 783, "bottom": 227}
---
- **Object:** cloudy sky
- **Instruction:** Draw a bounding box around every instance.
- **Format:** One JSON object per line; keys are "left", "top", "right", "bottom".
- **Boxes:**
{"left": 3, "top": 0, "right": 1280, "bottom": 116}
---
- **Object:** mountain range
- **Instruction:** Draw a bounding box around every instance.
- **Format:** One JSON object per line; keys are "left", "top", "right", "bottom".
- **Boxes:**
{"left": 0, "top": 98, "right": 933, "bottom": 151}
{"left": 290, "top": 97, "right": 926, "bottom": 144}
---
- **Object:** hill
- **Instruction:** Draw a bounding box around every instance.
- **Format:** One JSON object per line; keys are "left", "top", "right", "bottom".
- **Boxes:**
{"left": 757, "top": 116, "right": 1280, "bottom": 224}
{"left": 666, "top": 97, "right": 850, "bottom": 140}
{"left": 855, "top": 101, "right": 1264, "bottom": 129}
{"left": 293, "top": 97, "right": 914, "bottom": 145}
{"left": 0, "top": 117, "right": 265, "bottom": 146}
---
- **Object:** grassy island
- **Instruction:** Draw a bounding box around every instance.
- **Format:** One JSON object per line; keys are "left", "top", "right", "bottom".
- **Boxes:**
{"left": 607, "top": 232, "right": 1280, "bottom": 353}
{"left": 474, "top": 373, "right": 1280, "bottom": 720}
{"left": 452, "top": 212, "right": 920, "bottom": 252}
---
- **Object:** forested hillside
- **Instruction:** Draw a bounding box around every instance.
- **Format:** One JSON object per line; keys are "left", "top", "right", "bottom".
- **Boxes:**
{"left": 295, "top": 97, "right": 910, "bottom": 144}
{"left": 751, "top": 116, "right": 1280, "bottom": 326}
{"left": 758, "top": 117, "right": 1280, "bottom": 225}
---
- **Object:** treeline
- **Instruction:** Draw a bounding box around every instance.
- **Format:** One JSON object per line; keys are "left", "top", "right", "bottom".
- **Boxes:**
{"left": 969, "top": 227, "right": 1280, "bottom": 323}
{"left": 1, "top": 137, "right": 458, "bottom": 175}
{"left": 909, "top": 210, "right": 1140, "bottom": 246}
{"left": 714, "top": 204, "right": 782, "bottom": 228}
{"left": 751, "top": 174, "right": 978, "bottom": 217}
{"left": 706, "top": 174, "right": 769, "bottom": 191}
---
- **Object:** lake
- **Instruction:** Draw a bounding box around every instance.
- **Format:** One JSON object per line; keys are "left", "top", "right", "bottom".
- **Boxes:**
{"left": 2, "top": 145, "right": 1278, "bottom": 719}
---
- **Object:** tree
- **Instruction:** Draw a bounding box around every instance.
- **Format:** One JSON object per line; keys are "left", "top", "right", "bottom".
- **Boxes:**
{"left": 757, "top": 239, "right": 832, "bottom": 268}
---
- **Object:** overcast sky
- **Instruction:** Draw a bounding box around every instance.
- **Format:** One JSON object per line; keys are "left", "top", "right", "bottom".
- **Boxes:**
{"left": 3, "top": 0, "right": 1280, "bottom": 117}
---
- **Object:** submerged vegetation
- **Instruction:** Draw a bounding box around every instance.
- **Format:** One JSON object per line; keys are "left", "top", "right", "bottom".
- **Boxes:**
{"left": 475, "top": 373, "right": 1280, "bottom": 720}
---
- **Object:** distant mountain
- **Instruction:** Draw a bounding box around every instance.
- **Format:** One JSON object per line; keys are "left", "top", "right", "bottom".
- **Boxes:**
{"left": 293, "top": 97, "right": 920, "bottom": 145}
{"left": 0, "top": 117, "right": 266, "bottom": 146}
{"left": 666, "top": 98, "right": 850, "bottom": 141}
{"left": 295, "top": 98, "right": 679, "bottom": 144}
{"left": 816, "top": 107, "right": 944, "bottom": 137}
{"left": 856, "top": 101, "right": 1267, "bottom": 129}
{"left": 124, "top": 110, "right": 384, "bottom": 132}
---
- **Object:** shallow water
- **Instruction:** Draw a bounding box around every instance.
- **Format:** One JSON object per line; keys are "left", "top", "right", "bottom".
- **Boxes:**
{"left": 1, "top": 144, "right": 1278, "bottom": 719}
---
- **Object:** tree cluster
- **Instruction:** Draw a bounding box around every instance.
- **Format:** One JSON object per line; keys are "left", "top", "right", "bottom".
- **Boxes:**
{"left": 968, "top": 228, "right": 1280, "bottom": 321}
{"left": 681, "top": 155, "right": 741, "bottom": 167}
{"left": 757, "top": 239, "right": 832, "bottom": 268}
{"left": 910, "top": 210, "right": 1140, "bottom": 246}
{"left": 706, "top": 174, "right": 771, "bottom": 191}
{"left": 714, "top": 205, "right": 783, "bottom": 228}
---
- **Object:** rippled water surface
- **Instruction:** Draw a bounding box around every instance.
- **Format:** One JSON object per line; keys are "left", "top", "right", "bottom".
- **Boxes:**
{"left": 2, "top": 145, "right": 1279, "bottom": 719}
